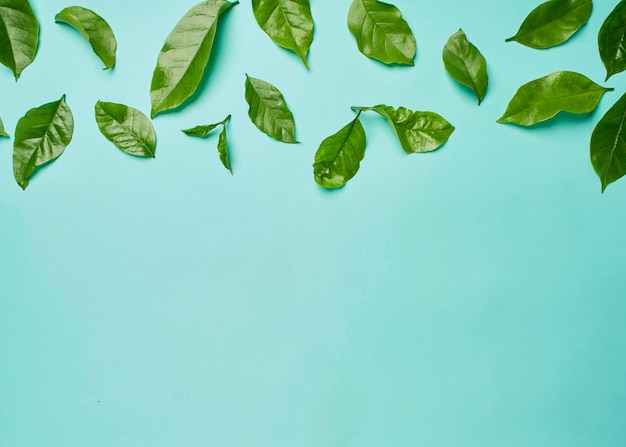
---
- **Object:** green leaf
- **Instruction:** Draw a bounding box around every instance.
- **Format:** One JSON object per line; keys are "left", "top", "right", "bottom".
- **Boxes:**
{"left": 442, "top": 29, "right": 488, "bottom": 105}
{"left": 591, "top": 92, "right": 626, "bottom": 192}
{"left": 55, "top": 6, "right": 117, "bottom": 69}
{"left": 505, "top": 0, "right": 592, "bottom": 49}
{"left": 0, "top": 0, "right": 39, "bottom": 79}
{"left": 150, "top": 0, "right": 238, "bottom": 117}
{"left": 182, "top": 122, "right": 221, "bottom": 137}
{"left": 13, "top": 95, "right": 74, "bottom": 190}
{"left": 245, "top": 74, "right": 298, "bottom": 144}
{"left": 497, "top": 71, "right": 612, "bottom": 126}
{"left": 182, "top": 114, "right": 232, "bottom": 173}
{"left": 0, "top": 116, "right": 8, "bottom": 137}
{"left": 95, "top": 101, "right": 156, "bottom": 157}
{"left": 347, "top": 0, "right": 416, "bottom": 65}
{"left": 599, "top": 0, "right": 626, "bottom": 81}
{"left": 313, "top": 114, "right": 366, "bottom": 189}
{"left": 251, "top": 0, "right": 314, "bottom": 68}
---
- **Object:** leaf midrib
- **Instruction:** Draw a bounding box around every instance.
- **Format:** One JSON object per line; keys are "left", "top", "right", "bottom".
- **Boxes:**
{"left": 602, "top": 106, "right": 626, "bottom": 189}
{"left": 505, "top": 88, "right": 607, "bottom": 119}
{"left": 27, "top": 98, "right": 66, "bottom": 169}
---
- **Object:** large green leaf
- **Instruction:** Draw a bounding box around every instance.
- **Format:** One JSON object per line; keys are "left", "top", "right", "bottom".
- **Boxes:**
{"left": 182, "top": 114, "right": 232, "bottom": 173}
{"left": 95, "top": 101, "right": 156, "bottom": 157}
{"left": 497, "top": 71, "right": 612, "bottom": 126}
{"left": 245, "top": 74, "right": 298, "bottom": 144}
{"left": 599, "top": 0, "right": 626, "bottom": 81}
{"left": 442, "top": 29, "right": 488, "bottom": 105}
{"left": 150, "top": 0, "right": 238, "bottom": 117}
{"left": 55, "top": 6, "right": 117, "bottom": 69}
{"left": 0, "top": 0, "right": 39, "bottom": 79}
{"left": 252, "top": 0, "right": 313, "bottom": 68}
{"left": 13, "top": 95, "right": 74, "bottom": 190}
{"left": 347, "top": 0, "right": 416, "bottom": 65}
{"left": 0, "top": 116, "right": 8, "bottom": 137}
{"left": 313, "top": 114, "right": 366, "bottom": 189}
{"left": 591, "top": 92, "right": 626, "bottom": 192}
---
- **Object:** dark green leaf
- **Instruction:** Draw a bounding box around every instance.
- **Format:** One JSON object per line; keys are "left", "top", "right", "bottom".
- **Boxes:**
{"left": 252, "top": 0, "right": 313, "bottom": 68}
{"left": 0, "top": 0, "right": 39, "bottom": 79}
{"left": 591, "top": 92, "right": 626, "bottom": 192}
{"left": 0, "top": 117, "right": 8, "bottom": 137}
{"left": 182, "top": 114, "right": 232, "bottom": 173}
{"left": 95, "top": 101, "right": 156, "bottom": 157}
{"left": 313, "top": 114, "right": 366, "bottom": 189}
{"left": 497, "top": 71, "right": 612, "bottom": 126}
{"left": 347, "top": 0, "right": 416, "bottom": 65}
{"left": 150, "top": 0, "right": 238, "bottom": 117}
{"left": 443, "top": 29, "right": 488, "bottom": 105}
{"left": 245, "top": 74, "right": 298, "bottom": 144}
{"left": 599, "top": 0, "right": 626, "bottom": 81}
{"left": 506, "top": 0, "right": 592, "bottom": 49}
{"left": 13, "top": 95, "right": 74, "bottom": 190}
{"left": 55, "top": 6, "right": 117, "bottom": 69}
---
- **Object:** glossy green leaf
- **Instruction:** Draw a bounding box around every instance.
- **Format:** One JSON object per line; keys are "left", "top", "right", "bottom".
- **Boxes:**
{"left": 95, "top": 101, "right": 156, "bottom": 157}
{"left": 506, "top": 0, "right": 592, "bottom": 49}
{"left": 252, "top": 0, "right": 313, "bottom": 68}
{"left": 313, "top": 114, "right": 366, "bottom": 189}
{"left": 55, "top": 6, "right": 117, "bottom": 69}
{"left": 443, "top": 29, "right": 488, "bottom": 105}
{"left": 245, "top": 74, "right": 298, "bottom": 144}
{"left": 182, "top": 122, "right": 221, "bottom": 137}
{"left": 0, "top": 117, "right": 8, "bottom": 137}
{"left": 13, "top": 95, "right": 74, "bottom": 190}
{"left": 150, "top": 0, "right": 238, "bottom": 117}
{"left": 182, "top": 114, "right": 232, "bottom": 173}
{"left": 0, "top": 0, "right": 39, "bottom": 79}
{"left": 599, "top": 0, "right": 626, "bottom": 81}
{"left": 347, "top": 0, "right": 416, "bottom": 65}
{"left": 497, "top": 71, "right": 612, "bottom": 126}
{"left": 590, "top": 92, "right": 626, "bottom": 192}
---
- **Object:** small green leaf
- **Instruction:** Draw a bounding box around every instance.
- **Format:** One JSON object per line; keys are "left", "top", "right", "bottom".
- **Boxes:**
{"left": 497, "top": 71, "right": 612, "bottom": 127}
{"left": 591, "top": 92, "right": 626, "bottom": 192}
{"left": 0, "top": 117, "right": 8, "bottom": 137}
{"left": 182, "top": 114, "right": 232, "bottom": 173}
{"left": 313, "top": 114, "right": 366, "bottom": 189}
{"left": 252, "top": 0, "right": 314, "bottom": 68}
{"left": 506, "top": 0, "right": 592, "bottom": 49}
{"left": 95, "top": 101, "right": 156, "bottom": 157}
{"left": 182, "top": 123, "right": 221, "bottom": 137}
{"left": 13, "top": 95, "right": 74, "bottom": 190}
{"left": 0, "top": 0, "right": 39, "bottom": 79}
{"left": 443, "top": 29, "right": 488, "bottom": 105}
{"left": 347, "top": 0, "right": 416, "bottom": 65}
{"left": 150, "top": 0, "right": 238, "bottom": 117}
{"left": 245, "top": 74, "right": 298, "bottom": 144}
{"left": 55, "top": 6, "right": 117, "bottom": 69}
{"left": 599, "top": 0, "right": 626, "bottom": 81}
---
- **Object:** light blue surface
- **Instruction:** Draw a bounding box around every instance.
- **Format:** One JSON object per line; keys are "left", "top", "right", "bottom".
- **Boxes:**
{"left": 1, "top": 1, "right": 625, "bottom": 445}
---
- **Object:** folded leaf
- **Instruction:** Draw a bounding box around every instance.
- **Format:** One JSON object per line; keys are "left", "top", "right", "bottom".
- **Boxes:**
{"left": 55, "top": 6, "right": 117, "bottom": 69}
{"left": 0, "top": 0, "right": 39, "bottom": 79}
{"left": 95, "top": 101, "right": 156, "bottom": 157}
{"left": 442, "top": 29, "right": 488, "bottom": 105}
{"left": 182, "top": 123, "right": 222, "bottom": 137}
{"left": 591, "top": 92, "right": 626, "bottom": 192}
{"left": 182, "top": 114, "right": 232, "bottom": 173}
{"left": 497, "top": 71, "right": 612, "bottom": 126}
{"left": 0, "top": 117, "right": 8, "bottom": 137}
{"left": 347, "top": 0, "right": 416, "bottom": 65}
{"left": 599, "top": 0, "right": 626, "bottom": 81}
{"left": 252, "top": 0, "right": 314, "bottom": 68}
{"left": 13, "top": 95, "right": 74, "bottom": 190}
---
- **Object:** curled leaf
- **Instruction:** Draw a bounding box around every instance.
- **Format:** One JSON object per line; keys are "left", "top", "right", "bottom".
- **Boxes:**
{"left": 182, "top": 114, "right": 232, "bottom": 173}
{"left": 95, "top": 101, "right": 156, "bottom": 157}
{"left": 443, "top": 29, "right": 488, "bottom": 105}
{"left": 591, "top": 92, "right": 626, "bottom": 192}
{"left": 0, "top": 117, "right": 8, "bottom": 137}
{"left": 0, "top": 0, "right": 39, "bottom": 79}
{"left": 599, "top": 0, "right": 626, "bottom": 81}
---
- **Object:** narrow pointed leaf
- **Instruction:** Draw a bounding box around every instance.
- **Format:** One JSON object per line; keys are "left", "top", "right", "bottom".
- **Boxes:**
{"left": 591, "top": 92, "right": 626, "bottom": 192}
{"left": 217, "top": 121, "right": 232, "bottom": 173}
{"left": 443, "top": 29, "right": 488, "bottom": 105}
{"left": 313, "top": 115, "right": 366, "bottom": 189}
{"left": 245, "top": 74, "right": 298, "bottom": 143}
{"left": 182, "top": 114, "right": 232, "bottom": 172}
{"left": 150, "top": 0, "right": 238, "bottom": 117}
{"left": 347, "top": 0, "right": 416, "bottom": 65}
{"left": 0, "top": 117, "right": 8, "bottom": 137}
{"left": 13, "top": 95, "right": 74, "bottom": 190}
{"left": 95, "top": 101, "right": 156, "bottom": 157}
{"left": 55, "top": 6, "right": 117, "bottom": 69}
{"left": 182, "top": 122, "right": 221, "bottom": 137}
{"left": 497, "top": 71, "right": 612, "bottom": 126}
{"left": 252, "top": 0, "right": 313, "bottom": 68}
{"left": 0, "top": 0, "right": 39, "bottom": 79}
{"left": 599, "top": 0, "right": 626, "bottom": 81}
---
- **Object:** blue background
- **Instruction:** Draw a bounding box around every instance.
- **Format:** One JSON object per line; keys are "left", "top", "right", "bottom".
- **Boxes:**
{"left": 1, "top": 0, "right": 626, "bottom": 445}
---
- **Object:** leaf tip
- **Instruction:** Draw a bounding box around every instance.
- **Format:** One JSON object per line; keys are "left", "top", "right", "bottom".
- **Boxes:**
{"left": 504, "top": 36, "right": 515, "bottom": 43}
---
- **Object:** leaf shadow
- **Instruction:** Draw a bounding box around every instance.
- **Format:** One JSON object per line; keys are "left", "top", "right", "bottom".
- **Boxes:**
{"left": 527, "top": 109, "right": 600, "bottom": 131}
{"left": 444, "top": 75, "right": 482, "bottom": 106}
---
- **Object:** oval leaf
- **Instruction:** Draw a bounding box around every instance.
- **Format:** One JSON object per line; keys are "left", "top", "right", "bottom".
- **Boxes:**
{"left": 0, "top": 116, "right": 8, "bottom": 137}
{"left": 245, "top": 74, "right": 298, "bottom": 144}
{"left": 95, "top": 101, "right": 156, "bottom": 157}
{"left": 252, "top": 0, "right": 314, "bottom": 68}
{"left": 150, "top": 0, "right": 238, "bottom": 117}
{"left": 55, "top": 6, "right": 117, "bottom": 69}
{"left": 497, "top": 71, "right": 612, "bottom": 126}
{"left": 0, "top": 0, "right": 39, "bottom": 79}
{"left": 13, "top": 95, "right": 74, "bottom": 190}
{"left": 347, "top": 0, "right": 416, "bottom": 65}
{"left": 313, "top": 115, "right": 366, "bottom": 189}
{"left": 182, "top": 114, "right": 232, "bottom": 173}
{"left": 599, "top": 0, "right": 626, "bottom": 81}
{"left": 591, "top": 92, "right": 626, "bottom": 192}
{"left": 442, "top": 29, "right": 488, "bottom": 105}
{"left": 506, "top": 0, "right": 592, "bottom": 49}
